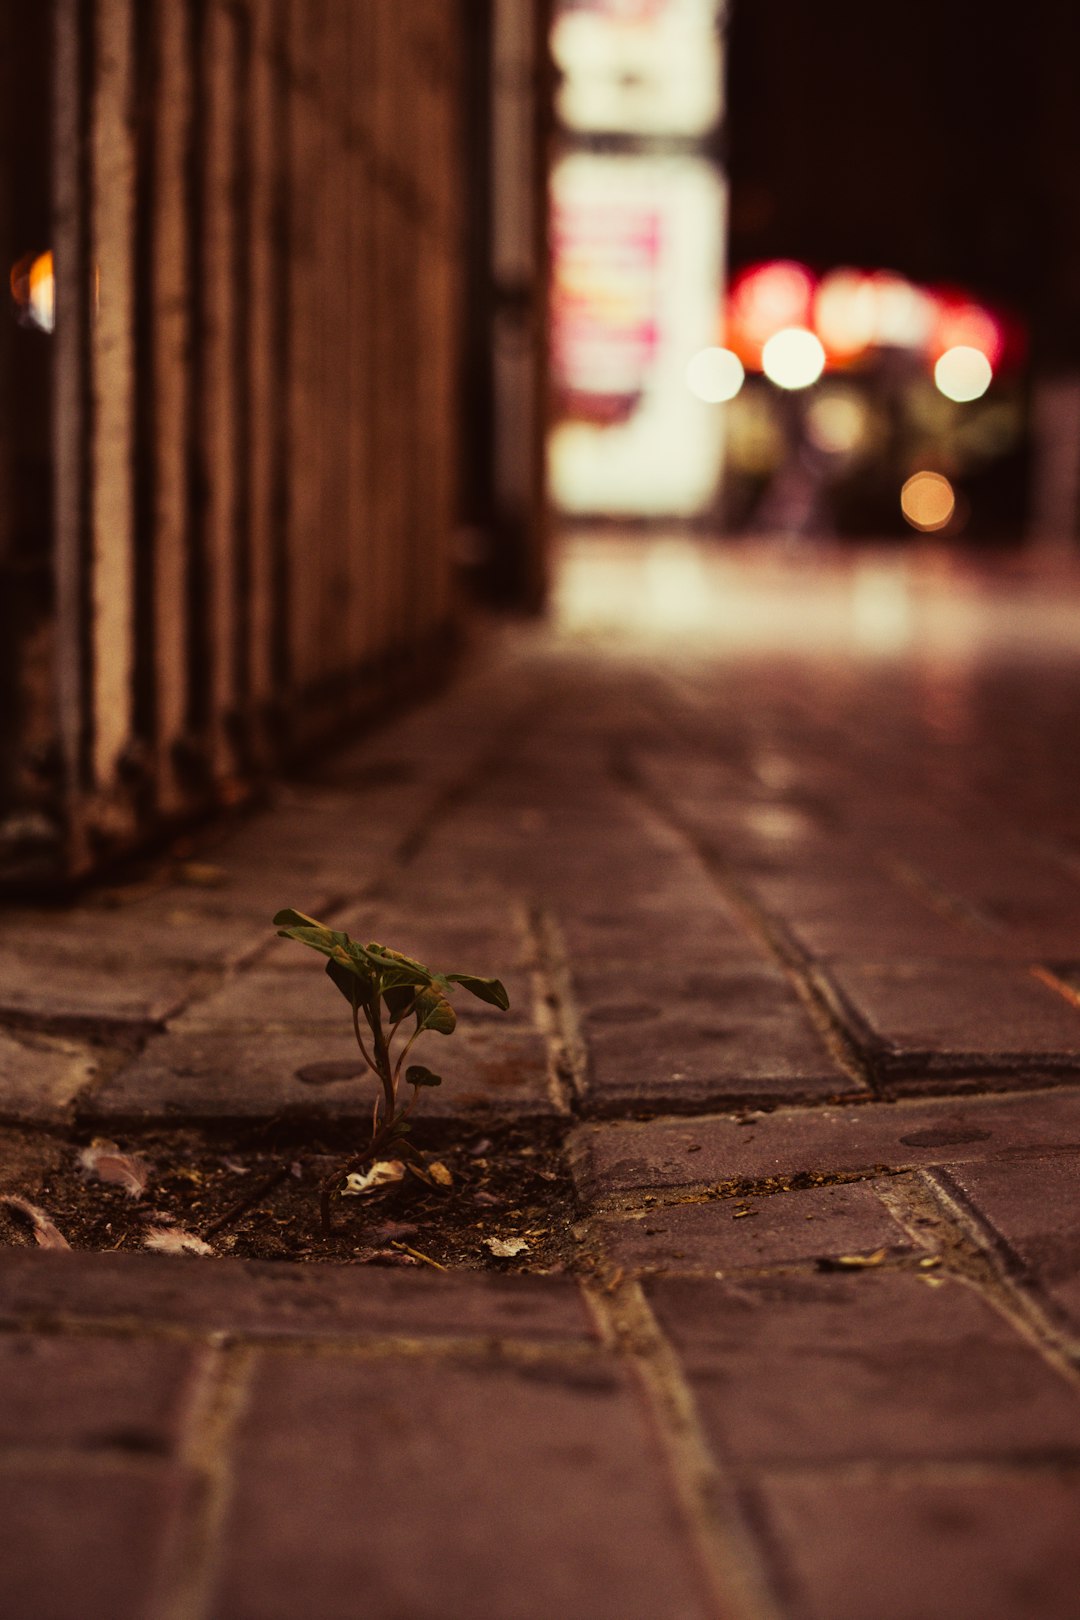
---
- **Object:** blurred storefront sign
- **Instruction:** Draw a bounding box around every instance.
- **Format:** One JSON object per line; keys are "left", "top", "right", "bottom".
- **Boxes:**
{"left": 549, "top": 153, "right": 725, "bottom": 514}
{"left": 547, "top": 0, "right": 728, "bottom": 518}
{"left": 551, "top": 0, "right": 723, "bottom": 137}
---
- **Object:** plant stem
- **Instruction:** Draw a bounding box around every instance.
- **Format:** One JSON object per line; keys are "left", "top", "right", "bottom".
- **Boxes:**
{"left": 318, "top": 1113, "right": 401, "bottom": 1233}
{"left": 392, "top": 1027, "right": 421, "bottom": 1084}
{"left": 350, "top": 999, "right": 377, "bottom": 1074}
{"left": 366, "top": 1000, "right": 396, "bottom": 1129}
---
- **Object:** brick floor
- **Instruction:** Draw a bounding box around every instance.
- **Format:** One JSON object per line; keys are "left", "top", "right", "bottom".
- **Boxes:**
{"left": 936, "top": 1149, "right": 1080, "bottom": 1334}
{"left": 214, "top": 1355, "right": 713, "bottom": 1620}
{"left": 5, "top": 544, "right": 1080, "bottom": 1616}
{"left": 569, "top": 1087, "right": 1080, "bottom": 1205}
{"left": 590, "top": 1178, "right": 912, "bottom": 1274}
{"left": 648, "top": 1270, "right": 1080, "bottom": 1464}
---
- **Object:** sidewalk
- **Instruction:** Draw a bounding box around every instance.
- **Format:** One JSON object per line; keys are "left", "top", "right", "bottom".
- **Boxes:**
{"left": 3, "top": 539, "right": 1080, "bottom": 1619}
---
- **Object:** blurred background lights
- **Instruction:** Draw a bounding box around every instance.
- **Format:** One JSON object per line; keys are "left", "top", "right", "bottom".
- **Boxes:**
{"left": 813, "top": 270, "right": 878, "bottom": 360}
{"left": 934, "top": 344, "right": 993, "bottom": 402}
{"left": 761, "top": 326, "right": 826, "bottom": 390}
{"left": 9, "top": 249, "right": 54, "bottom": 333}
{"left": 901, "top": 470, "right": 956, "bottom": 531}
{"left": 727, "top": 260, "right": 813, "bottom": 360}
{"left": 934, "top": 300, "right": 1004, "bottom": 367}
{"left": 685, "top": 345, "right": 744, "bottom": 402}
{"left": 869, "top": 274, "right": 934, "bottom": 349}
{"left": 805, "top": 390, "right": 867, "bottom": 454}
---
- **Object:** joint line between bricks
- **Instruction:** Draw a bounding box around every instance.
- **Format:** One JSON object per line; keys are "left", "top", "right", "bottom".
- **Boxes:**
{"left": 522, "top": 903, "right": 587, "bottom": 1115}
{"left": 0, "top": 1316, "right": 603, "bottom": 1366}
{"left": 156, "top": 1340, "right": 257, "bottom": 1620}
{"left": 611, "top": 753, "right": 879, "bottom": 1097}
{"left": 582, "top": 1277, "right": 786, "bottom": 1620}
{"left": 874, "top": 1170, "right": 1080, "bottom": 1390}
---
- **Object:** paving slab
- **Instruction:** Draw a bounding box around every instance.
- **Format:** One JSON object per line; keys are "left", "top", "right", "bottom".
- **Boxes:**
{"left": 86, "top": 1019, "right": 555, "bottom": 1122}
{"left": 0, "top": 1251, "right": 594, "bottom": 1342}
{"left": 574, "top": 960, "right": 855, "bottom": 1111}
{"left": 939, "top": 1147, "right": 1080, "bottom": 1334}
{"left": 884, "top": 837, "right": 1080, "bottom": 946}
{"left": 0, "top": 938, "right": 194, "bottom": 1028}
{"left": 820, "top": 959, "right": 1080, "bottom": 1075}
{"left": 0, "top": 1025, "right": 98, "bottom": 1120}
{"left": 212, "top": 1353, "right": 712, "bottom": 1620}
{"left": 0, "top": 1462, "right": 195, "bottom": 1620}
{"left": 756, "top": 1474, "right": 1080, "bottom": 1620}
{"left": 554, "top": 898, "right": 755, "bottom": 964}
{"left": 648, "top": 1271, "right": 1080, "bottom": 1464}
{"left": 591, "top": 1178, "right": 912, "bottom": 1274}
{"left": 0, "top": 1332, "right": 201, "bottom": 1450}
{"left": 569, "top": 1085, "right": 1080, "bottom": 1205}
{"left": 739, "top": 872, "right": 1011, "bottom": 960}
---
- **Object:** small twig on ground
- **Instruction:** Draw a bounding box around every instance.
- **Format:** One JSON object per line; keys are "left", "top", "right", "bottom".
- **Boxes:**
{"left": 202, "top": 1166, "right": 291, "bottom": 1240}
{"left": 390, "top": 1240, "right": 447, "bottom": 1270}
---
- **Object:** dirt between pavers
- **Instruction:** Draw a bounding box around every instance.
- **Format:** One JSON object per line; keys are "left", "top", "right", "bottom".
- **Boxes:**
{"left": 0, "top": 1118, "right": 582, "bottom": 1273}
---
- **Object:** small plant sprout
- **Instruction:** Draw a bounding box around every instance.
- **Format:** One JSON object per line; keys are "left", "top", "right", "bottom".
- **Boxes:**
{"left": 272, "top": 909, "right": 510, "bottom": 1230}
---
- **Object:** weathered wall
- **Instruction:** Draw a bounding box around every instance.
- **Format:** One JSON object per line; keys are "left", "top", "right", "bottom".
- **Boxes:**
{"left": 5, "top": 0, "right": 472, "bottom": 882}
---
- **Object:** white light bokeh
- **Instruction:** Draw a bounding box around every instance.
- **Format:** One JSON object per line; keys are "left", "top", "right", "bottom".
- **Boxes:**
{"left": 761, "top": 327, "right": 826, "bottom": 390}
{"left": 685, "top": 346, "right": 744, "bottom": 403}
{"left": 934, "top": 344, "right": 993, "bottom": 402}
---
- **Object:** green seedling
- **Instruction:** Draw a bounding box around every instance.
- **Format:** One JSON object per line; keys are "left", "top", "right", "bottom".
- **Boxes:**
{"left": 272, "top": 908, "right": 510, "bottom": 1230}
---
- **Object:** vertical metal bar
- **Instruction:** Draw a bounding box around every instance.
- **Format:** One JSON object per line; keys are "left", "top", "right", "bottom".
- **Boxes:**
{"left": 182, "top": 0, "right": 210, "bottom": 772}
{"left": 344, "top": 0, "right": 366, "bottom": 678}
{"left": 422, "top": 0, "right": 457, "bottom": 644}
{"left": 434, "top": 0, "right": 463, "bottom": 635}
{"left": 53, "top": 0, "right": 91, "bottom": 867}
{"left": 148, "top": 0, "right": 191, "bottom": 812}
{"left": 367, "top": 0, "right": 388, "bottom": 677}
{"left": 247, "top": 0, "right": 281, "bottom": 764}
{"left": 367, "top": 2, "right": 389, "bottom": 675}
{"left": 268, "top": 0, "right": 291, "bottom": 735}
{"left": 385, "top": 6, "right": 407, "bottom": 659}
{"left": 315, "top": 0, "right": 346, "bottom": 693}
{"left": 89, "top": 0, "right": 137, "bottom": 805}
{"left": 284, "top": 0, "right": 318, "bottom": 708}
{"left": 201, "top": 0, "right": 239, "bottom": 784}
{"left": 231, "top": 2, "right": 253, "bottom": 771}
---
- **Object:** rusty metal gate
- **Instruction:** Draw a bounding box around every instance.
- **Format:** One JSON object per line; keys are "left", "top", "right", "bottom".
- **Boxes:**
{"left": 0, "top": 0, "right": 479, "bottom": 884}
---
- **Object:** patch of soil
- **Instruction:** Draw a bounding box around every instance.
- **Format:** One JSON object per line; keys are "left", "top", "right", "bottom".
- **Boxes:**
{"left": 1, "top": 1118, "right": 582, "bottom": 1273}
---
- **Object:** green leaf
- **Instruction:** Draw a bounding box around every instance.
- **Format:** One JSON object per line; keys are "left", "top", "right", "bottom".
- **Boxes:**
{"left": 382, "top": 983, "right": 420, "bottom": 1023}
{"left": 446, "top": 973, "right": 510, "bottom": 1011}
{"left": 406, "top": 1065, "right": 442, "bottom": 1088}
{"left": 367, "top": 942, "right": 430, "bottom": 975}
{"left": 364, "top": 942, "right": 433, "bottom": 993}
{"left": 275, "top": 911, "right": 352, "bottom": 962}
{"left": 414, "top": 985, "right": 456, "bottom": 1035}
{"left": 325, "top": 957, "right": 375, "bottom": 1006}
{"left": 342, "top": 939, "right": 391, "bottom": 978}
{"left": 272, "top": 907, "right": 322, "bottom": 929}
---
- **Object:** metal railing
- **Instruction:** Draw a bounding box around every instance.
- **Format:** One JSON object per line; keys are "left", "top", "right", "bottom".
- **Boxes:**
{"left": 6, "top": 0, "right": 467, "bottom": 882}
